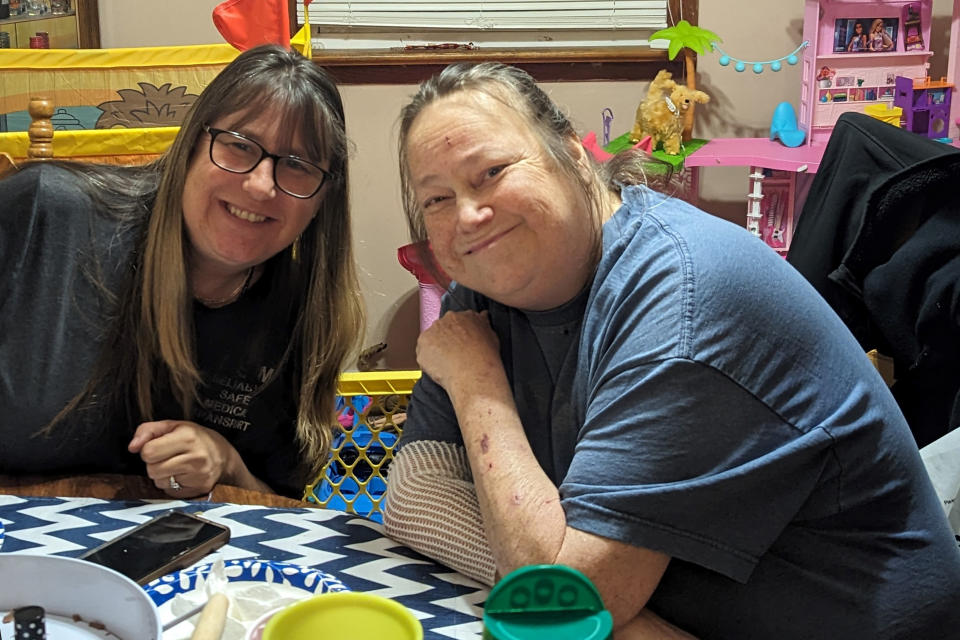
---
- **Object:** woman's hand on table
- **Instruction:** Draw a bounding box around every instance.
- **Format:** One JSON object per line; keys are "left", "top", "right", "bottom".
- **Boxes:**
{"left": 129, "top": 419, "right": 246, "bottom": 498}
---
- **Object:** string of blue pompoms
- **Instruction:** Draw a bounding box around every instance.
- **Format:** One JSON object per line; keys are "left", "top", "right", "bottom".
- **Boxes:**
{"left": 713, "top": 41, "right": 810, "bottom": 73}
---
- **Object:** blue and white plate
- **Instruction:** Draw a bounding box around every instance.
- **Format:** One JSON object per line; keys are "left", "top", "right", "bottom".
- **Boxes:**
{"left": 0, "top": 520, "right": 4, "bottom": 551}
{"left": 144, "top": 558, "right": 348, "bottom": 607}
{"left": 145, "top": 559, "right": 349, "bottom": 640}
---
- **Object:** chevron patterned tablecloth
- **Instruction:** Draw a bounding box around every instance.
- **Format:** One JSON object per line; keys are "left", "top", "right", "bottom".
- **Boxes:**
{"left": 0, "top": 495, "right": 487, "bottom": 640}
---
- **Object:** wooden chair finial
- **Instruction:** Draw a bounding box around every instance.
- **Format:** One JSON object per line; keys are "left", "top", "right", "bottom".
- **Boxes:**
{"left": 27, "top": 96, "right": 55, "bottom": 160}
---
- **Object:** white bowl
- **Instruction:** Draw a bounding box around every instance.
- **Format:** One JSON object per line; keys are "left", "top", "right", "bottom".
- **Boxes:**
{"left": 0, "top": 553, "right": 162, "bottom": 639}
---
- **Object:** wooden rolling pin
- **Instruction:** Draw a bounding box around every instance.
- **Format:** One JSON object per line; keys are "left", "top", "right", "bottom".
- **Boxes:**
{"left": 190, "top": 592, "right": 229, "bottom": 640}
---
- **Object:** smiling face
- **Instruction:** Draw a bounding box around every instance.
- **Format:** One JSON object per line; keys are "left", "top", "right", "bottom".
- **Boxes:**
{"left": 405, "top": 90, "right": 597, "bottom": 311}
{"left": 181, "top": 107, "right": 329, "bottom": 278}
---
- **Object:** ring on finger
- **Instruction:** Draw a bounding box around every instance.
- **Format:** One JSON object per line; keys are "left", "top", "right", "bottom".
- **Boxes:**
{"left": 169, "top": 475, "right": 182, "bottom": 491}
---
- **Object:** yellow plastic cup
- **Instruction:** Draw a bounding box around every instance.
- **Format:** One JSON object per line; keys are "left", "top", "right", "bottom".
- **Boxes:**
{"left": 261, "top": 592, "right": 423, "bottom": 640}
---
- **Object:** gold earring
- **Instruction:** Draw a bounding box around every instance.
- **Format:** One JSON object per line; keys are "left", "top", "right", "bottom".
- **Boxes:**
{"left": 291, "top": 235, "right": 301, "bottom": 261}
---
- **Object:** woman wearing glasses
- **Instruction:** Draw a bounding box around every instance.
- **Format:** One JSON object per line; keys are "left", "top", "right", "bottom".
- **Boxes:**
{"left": 0, "top": 45, "right": 363, "bottom": 498}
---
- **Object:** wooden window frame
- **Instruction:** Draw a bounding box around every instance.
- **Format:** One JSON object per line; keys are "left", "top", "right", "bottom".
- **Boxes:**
{"left": 288, "top": 0, "right": 698, "bottom": 84}
{"left": 76, "top": 0, "right": 101, "bottom": 48}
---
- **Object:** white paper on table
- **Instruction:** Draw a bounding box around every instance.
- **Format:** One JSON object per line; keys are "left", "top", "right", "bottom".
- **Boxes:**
{"left": 919, "top": 427, "right": 960, "bottom": 536}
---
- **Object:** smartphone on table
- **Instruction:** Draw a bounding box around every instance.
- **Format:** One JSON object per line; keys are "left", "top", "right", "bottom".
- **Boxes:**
{"left": 79, "top": 510, "right": 231, "bottom": 585}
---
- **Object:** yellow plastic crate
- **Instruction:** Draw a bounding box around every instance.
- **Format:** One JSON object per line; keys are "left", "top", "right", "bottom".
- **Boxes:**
{"left": 303, "top": 371, "right": 421, "bottom": 520}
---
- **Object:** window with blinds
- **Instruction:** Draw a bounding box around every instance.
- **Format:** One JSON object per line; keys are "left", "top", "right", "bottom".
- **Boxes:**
{"left": 294, "top": 1, "right": 674, "bottom": 51}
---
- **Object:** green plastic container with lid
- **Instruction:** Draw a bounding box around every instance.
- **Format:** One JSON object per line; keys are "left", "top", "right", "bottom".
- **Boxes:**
{"left": 483, "top": 564, "right": 614, "bottom": 640}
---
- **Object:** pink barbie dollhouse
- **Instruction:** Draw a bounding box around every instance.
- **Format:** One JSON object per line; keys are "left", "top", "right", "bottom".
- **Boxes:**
{"left": 685, "top": 0, "right": 947, "bottom": 255}
{"left": 798, "top": 0, "right": 934, "bottom": 145}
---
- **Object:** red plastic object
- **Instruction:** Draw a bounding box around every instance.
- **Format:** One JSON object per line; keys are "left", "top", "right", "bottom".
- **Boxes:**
{"left": 398, "top": 242, "right": 447, "bottom": 332}
{"left": 212, "top": 0, "right": 291, "bottom": 51}
{"left": 397, "top": 242, "right": 446, "bottom": 285}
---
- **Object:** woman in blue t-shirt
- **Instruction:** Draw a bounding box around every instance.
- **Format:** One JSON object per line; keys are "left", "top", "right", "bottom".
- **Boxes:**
{"left": 382, "top": 62, "right": 960, "bottom": 639}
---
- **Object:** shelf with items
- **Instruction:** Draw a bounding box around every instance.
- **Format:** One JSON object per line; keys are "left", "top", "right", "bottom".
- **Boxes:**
{"left": 0, "top": 12, "right": 77, "bottom": 47}
{"left": 817, "top": 87, "right": 894, "bottom": 103}
{"left": 800, "top": 0, "right": 933, "bottom": 144}
{"left": 0, "top": 10, "right": 73, "bottom": 26}
{"left": 815, "top": 50, "right": 932, "bottom": 62}
{"left": 0, "top": 0, "right": 97, "bottom": 48}
{"left": 812, "top": 58, "right": 907, "bottom": 128}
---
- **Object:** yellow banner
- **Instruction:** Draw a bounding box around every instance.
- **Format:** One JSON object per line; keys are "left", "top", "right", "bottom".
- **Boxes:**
{"left": 0, "top": 44, "right": 238, "bottom": 133}
{"left": 0, "top": 126, "right": 179, "bottom": 159}
{"left": 0, "top": 44, "right": 239, "bottom": 69}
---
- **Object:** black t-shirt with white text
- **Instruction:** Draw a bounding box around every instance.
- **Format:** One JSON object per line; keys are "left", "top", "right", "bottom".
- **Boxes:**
{"left": 0, "top": 164, "right": 308, "bottom": 497}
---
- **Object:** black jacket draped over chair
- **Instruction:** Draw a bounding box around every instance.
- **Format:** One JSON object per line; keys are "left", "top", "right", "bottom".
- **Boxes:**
{"left": 788, "top": 112, "right": 960, "bottom": 448}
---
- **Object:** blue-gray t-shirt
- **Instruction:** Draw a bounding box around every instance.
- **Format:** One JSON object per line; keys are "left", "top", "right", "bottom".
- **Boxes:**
{"left": 401, "top": 185, "right": 960, "bottom": 638}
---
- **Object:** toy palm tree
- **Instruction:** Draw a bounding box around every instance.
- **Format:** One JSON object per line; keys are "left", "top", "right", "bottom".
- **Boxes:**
{"left": 650, "top": 19, "right": 720, "bottom": 141}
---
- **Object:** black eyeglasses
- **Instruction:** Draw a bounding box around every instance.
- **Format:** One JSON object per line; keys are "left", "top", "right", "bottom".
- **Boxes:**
{"left": 203, "top": 124, "right": 331, "bottom": 199}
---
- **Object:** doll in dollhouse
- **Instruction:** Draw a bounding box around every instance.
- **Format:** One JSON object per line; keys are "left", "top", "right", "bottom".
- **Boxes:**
{"left": 846, "top": 21, "right": 867, "bottom": 51}
{"left": 816, "top": 65, "right": 836, "bottom": 88}
{"left": 867, "top": 17, "right": 895, "bottom": 51}
{"left": 903, "top": 2, "right": 925, "bottom": 50}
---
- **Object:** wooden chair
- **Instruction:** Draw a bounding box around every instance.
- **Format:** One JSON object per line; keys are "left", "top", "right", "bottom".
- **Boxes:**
{"left": 27, "top": 96, "right": 55, "bottom": 161}
{"left": 0, "top": 97, "right": 53, "bottom": 178}
{"left": 0, "top": 95, "right": 175, "bottom": 169}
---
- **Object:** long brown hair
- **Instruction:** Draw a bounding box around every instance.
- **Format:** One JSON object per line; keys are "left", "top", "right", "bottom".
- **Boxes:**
{"left": 48, "top": 44, "right": 363, "bottom": 475}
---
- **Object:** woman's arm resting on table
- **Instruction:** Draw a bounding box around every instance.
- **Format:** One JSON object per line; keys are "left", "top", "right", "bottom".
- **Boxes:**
{"left": 385, "top": 440, "right": 694, "bottom": 636}
{"left": 129, "top": 420, "right": 275, "bottom": 497}
{"left": 413, "top": 310, "right": 683, "bottom": 631}
{"left": 383, "top": 440, "right": 497, "bottom": 586}
{"left": 456, "top": 374, "right": 671, "bottom": 627}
